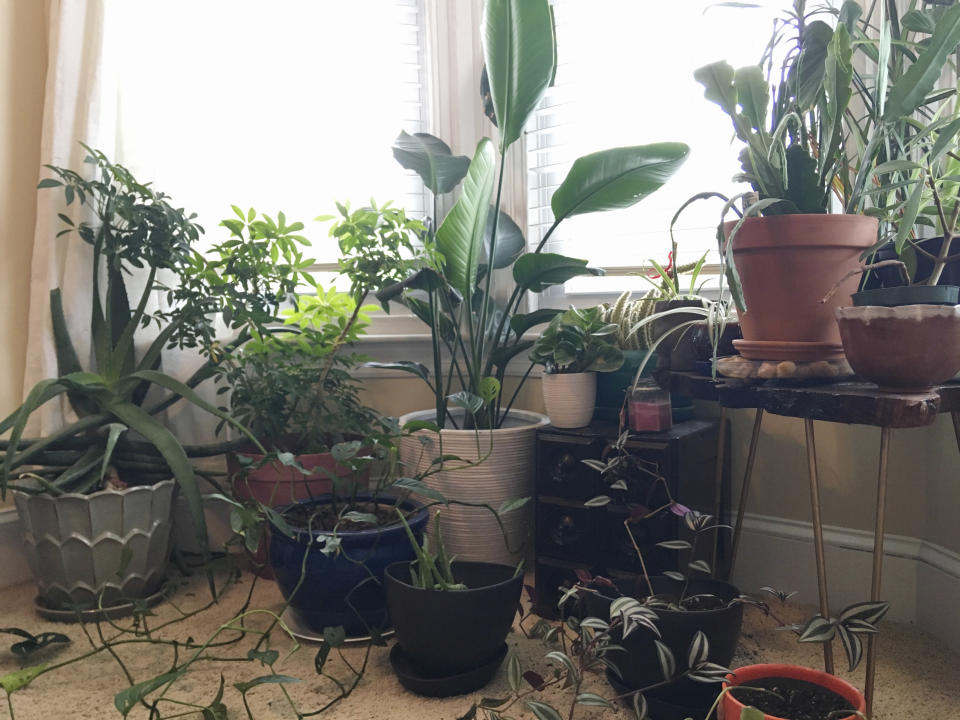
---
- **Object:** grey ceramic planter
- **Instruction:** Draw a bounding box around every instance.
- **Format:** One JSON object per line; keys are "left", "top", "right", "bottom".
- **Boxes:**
{"left": 14, "top": 480, "right": 175, "bottom": 610}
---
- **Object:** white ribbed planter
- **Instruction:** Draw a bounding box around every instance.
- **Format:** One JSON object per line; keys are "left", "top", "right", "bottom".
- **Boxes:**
{"left": 398, "top": 409, "right": 548, "bottom": 565}
{"left": 541, "top": 371, "right": 597, "bottom": 428}
{"left": 14, "top": 480, "right": 175, "bottom": 610}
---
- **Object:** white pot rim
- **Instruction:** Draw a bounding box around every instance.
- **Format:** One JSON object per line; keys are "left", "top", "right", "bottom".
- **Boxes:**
{"left": 398, "top": 408, "right": 548, "bottom": 435}
{"left": 836, "top": 304, "right": 960, "bottom": 321}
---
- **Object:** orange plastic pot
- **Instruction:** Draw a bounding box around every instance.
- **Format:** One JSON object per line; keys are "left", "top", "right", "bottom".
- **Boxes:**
{"left": 723, "top": 215, "right": 877, "bottom": 361}
{"left": 228, "top": 450, "right": 368, "bottom": 577}
{"left": 719, "top": 664, "right": 866, "bottom": 720}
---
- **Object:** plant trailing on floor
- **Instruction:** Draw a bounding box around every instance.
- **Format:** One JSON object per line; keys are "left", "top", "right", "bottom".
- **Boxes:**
{"left": 370, "top": 0, "right": 689, "bottom": 429}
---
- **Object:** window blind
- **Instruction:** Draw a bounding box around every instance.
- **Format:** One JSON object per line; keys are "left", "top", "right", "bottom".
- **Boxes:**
{"left": 109, "top": 0, "right": 428, "bottom": 266}
{"left": 527, "top": 0, "right": 792, "bottom": 296}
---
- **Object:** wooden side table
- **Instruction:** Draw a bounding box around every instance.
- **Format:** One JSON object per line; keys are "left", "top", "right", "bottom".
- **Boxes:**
{"left": 658, "top": 371, "right": 960, "bottom": 716}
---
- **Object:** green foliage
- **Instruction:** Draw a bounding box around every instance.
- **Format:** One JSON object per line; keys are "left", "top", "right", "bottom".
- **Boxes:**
{"left": 374, "top": 0, "right": 687, "bottom": 428}
{"left": 529, "top": 307, "right": 624, "bottom": 374}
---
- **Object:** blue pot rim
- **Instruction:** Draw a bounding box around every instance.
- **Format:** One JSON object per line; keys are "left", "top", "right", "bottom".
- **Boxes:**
{"left": 268, "top": 494, "right": 428, "bottom": 543}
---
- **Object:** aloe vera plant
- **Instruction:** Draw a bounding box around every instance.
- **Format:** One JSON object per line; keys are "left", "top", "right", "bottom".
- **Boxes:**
{"left": 1, "top": 148, "right": 268, "bottom": 547}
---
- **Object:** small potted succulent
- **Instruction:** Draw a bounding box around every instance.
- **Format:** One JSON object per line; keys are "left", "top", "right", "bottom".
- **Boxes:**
{"left": 384, "top": 508, "right": 524, "bottom": 697}
{"left": 530, "top": 307, "right": 624, "bottom": 428}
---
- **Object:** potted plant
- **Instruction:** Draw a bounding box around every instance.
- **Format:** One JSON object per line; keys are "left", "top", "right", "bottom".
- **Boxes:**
{"left": 368, "top": 0, "right": 689, "bottom": 564}
{"left": 215, "top": 201, "right": 423, "bottom": 573}
{"left": 687, "top": 3, "right": 882, "bottom": 363}
{"left": 529, "top": 307, "right": 624, "bottom": 428}
{"left": 1, "top": 149, "right": 263, "bottom": 613}
{"left": 718, "top": 590, "right": 889, "bottom": 720}
{"left": 830, "top": 3, "right": 960, "bottom": 391}
{"left": 265, "top": 396, "right": 526, "bottom": 639}
{"left": 579, "top": 435, "right": 744, "bottom": 717}
{"left": 384, "top": 509, "right": 523, "bottom": 697}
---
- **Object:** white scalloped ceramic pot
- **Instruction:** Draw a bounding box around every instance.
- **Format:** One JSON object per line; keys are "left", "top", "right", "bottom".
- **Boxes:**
{"left": 398, "top": 409, "right": 548, "bottom": 566}
{"left": 541, "top": 371, "right": 597, "bottom": 428}
{"left": 14, "top": 480, "right": 175, "bottom": 610}
{"left": 835, "top": 304, "right": 960, "bottom": 392}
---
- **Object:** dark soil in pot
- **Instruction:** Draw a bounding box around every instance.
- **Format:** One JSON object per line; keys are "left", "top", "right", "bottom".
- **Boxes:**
{"left": 282, "top": 501, "right": 396, "bottom": 532}
{"left": 385, "top": 561, "right": 522, "bottom": 678}
{"left": 268, "top": 494, "right": 428, "bottom": 637}
{"left": 584, "top": 575, "right": 743, "bottom": 692}
{"left": 730, "top": 676, "right": 855, "bottom": 720}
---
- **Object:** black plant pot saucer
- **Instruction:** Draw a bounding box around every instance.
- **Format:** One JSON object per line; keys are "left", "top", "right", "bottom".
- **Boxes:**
{"left": 605, "top": 668, "right": 720, "bottom": 720}
{"left": 390, "top": 642, "right": 508, "bottom": 698}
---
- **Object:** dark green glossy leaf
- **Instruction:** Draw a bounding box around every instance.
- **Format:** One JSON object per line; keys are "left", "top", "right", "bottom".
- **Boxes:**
{"left": 551, "top": 144, "right": 689, "bottom": 222}
{"left": 512, "top": 253, "right": 602, "bottom": 293}
{"left": 392, "top": 131, "right": 470, "bottom": 194}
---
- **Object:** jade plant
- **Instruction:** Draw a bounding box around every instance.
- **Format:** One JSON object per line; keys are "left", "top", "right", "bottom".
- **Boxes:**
{"left": 371, "top": 0, "right": 689, "bottom": 428}
{"left": 529, "top": 307, "right": 624, "bottom": 375}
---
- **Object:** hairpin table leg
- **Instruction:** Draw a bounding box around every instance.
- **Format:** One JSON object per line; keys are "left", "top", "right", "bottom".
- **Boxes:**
{"left": 727, "top": 408, "right": 764, "bottom": 581}
{"left": 952, "top": 411, "right": 959, "bottom": 457}
{"left": 711, "top": 408, "right": 728, "bottom": 574}
{"left": 864, "top": 426, "right": 891, "bottom": 718}
{"left": 804, "top": 418, "right": 833, "bottom": 675}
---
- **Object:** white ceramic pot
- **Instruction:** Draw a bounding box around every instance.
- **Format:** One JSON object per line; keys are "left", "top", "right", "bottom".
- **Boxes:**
{"left": 398, "top": 408, "right": 548, "bottom": 565}
{"left": 541, "top": 371, "right": 597, "bottom": 428}
{"left": 14, "top": 480, "right": 175, "bottom": 610}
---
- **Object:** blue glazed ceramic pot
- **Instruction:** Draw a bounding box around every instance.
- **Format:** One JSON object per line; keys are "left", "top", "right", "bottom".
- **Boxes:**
{"left": 268, "top": 494, "right": 428, "bottom": 637}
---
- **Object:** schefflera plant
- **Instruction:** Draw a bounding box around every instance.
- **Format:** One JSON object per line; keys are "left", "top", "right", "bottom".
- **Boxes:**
{"left": 374, "top": 0, "right": 690, "bottom": 429}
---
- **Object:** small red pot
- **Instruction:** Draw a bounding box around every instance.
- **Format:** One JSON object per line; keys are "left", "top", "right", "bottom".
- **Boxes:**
{"left": 719, "top": 664, "right": 866, "bottom": 720}
{"left": 228, "top": 450, "right": 368, "bottom": 577}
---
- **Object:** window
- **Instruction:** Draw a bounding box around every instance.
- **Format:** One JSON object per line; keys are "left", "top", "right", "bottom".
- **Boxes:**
{"left": 527, "top": 0, "right": 793, "bottom": 303}
{"left": 107, "top": 0, "right": 428, "bottom": 273}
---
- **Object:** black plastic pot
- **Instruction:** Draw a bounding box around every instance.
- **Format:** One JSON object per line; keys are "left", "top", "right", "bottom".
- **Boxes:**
{"left": 852, "top": 284, "right": 959, "bottom": 307}
{"left": 670, "top": 321, "right": 742, "bottom": 372}
{"left": 385, "top": 561, "right": 522, "bottom": 682}
{"left": 268, "top": 495, "right": 428, "bottom": 638}
{"left": 861, "top": 236, "right": 960, "bottom": 289}
{"left": 583, "top": 575, "right": 743, "bottom": 692}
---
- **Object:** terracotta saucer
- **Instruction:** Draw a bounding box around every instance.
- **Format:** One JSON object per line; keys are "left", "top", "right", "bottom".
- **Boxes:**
{"left": 732, "top": 339, "right": 845, "bottom": 362}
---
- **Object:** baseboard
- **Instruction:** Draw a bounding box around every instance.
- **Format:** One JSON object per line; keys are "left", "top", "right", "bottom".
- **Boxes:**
{"left": 0, "top": 507, "right": 32, "bottom": 588}
{"left": 732, "top": 512, "right": 960, "bottom": 653}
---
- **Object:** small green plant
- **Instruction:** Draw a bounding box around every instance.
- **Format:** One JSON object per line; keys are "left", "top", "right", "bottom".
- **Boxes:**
{"left": 396, "top": 510, "right": 468, "bottom": 591}
{"left": 529, "top": 307, "right": 624, "bottom": 375}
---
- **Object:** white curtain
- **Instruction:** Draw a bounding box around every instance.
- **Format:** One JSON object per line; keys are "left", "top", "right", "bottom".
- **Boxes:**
{"left": 23, "top": 0, "right": 116, "bottom": 435}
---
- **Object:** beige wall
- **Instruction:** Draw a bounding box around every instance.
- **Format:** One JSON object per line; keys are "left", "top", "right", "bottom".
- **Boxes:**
{"left": 0, "top": 0, "right": 46, "bottom": 418}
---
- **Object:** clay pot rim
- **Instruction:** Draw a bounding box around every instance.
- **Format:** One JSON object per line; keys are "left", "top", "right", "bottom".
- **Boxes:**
{"left": 836, "top": 304, "right": 960, "bottom": 321}
{"left": 722, "top": 214, "right": 878, "bottom": 251}
{"left": 722, "top": 663, "right": 866, "bottom": 719}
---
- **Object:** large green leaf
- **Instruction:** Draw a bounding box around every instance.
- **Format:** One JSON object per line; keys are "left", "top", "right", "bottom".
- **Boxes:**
{"left": 820, "top": 24, "right": 852, "bottom": 182}
{"left": 436, "top": 139, "right": 496, "bottom": 299}
{"left": 50, "top": 290, "right": 98, "bottom": 417}
{"left": 551, "top": 144, "right": 690, "bottom": 223}
{"left": 392, "top": 131, "right": 470, "bottom": 195}
{"left": 788, "top": 20, "right": 833, "bottom": 110}
{"left": 484, "top": 208, "right": 525, "bottom": 270}
{"left": 127, "top": 370, "right": 264, "bottom": 453}
{"left": 483, "top": 0, "right": 556, "bottom": 150}
{"left": 734, "top": 66, "right": 768, "bottom": 133}
{"left": 513, "top": 253, "right": 603, "bottom": 293}
{"left": 884, "top": 3, "right": 960, "bottom": 121}
{"left": 107, "top": 401, "right": 207, "bottom": 551}
{"left": 509, "top": 308, "right": 562, "bottom": 337}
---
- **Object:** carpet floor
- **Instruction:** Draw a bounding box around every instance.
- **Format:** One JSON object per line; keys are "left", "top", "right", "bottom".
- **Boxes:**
{"left": 0, "top": 571, "right": 956, "bottom": 719}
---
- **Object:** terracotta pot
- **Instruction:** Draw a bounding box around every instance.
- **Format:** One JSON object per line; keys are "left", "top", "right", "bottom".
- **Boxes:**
{"left": 541, "top": 371, "right": 597, "bottom": 428}
{"left": 836, "top": 305, "right": 960, "bottom": 392}
{"left": 228, "top": 450, "right": 368, "bottom": 577}
{"left": 723, "top": 215, "right": 877, "bottom": 361}
{"left": 719, "top": 664, "right": 865, "bottom": 720}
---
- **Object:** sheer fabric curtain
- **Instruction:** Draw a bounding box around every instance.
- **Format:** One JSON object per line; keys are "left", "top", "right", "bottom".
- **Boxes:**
{"left": 23, "top": 0, "right": 116, "bottom": 435}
